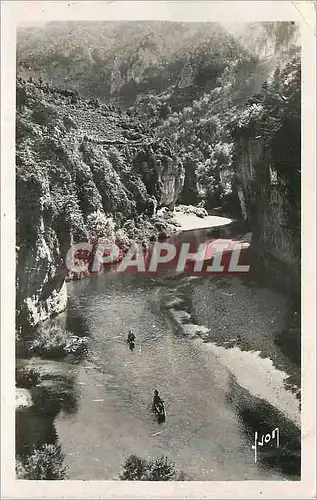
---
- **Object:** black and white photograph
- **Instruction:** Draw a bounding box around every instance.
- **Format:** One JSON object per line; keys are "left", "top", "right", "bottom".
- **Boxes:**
{"left": 1, "top": 1, "right": 316, "bottom": 498}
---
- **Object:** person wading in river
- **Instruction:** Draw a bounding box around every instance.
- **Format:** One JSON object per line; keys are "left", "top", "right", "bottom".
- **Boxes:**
{"left": 152, "top": 389, "right": 162, "bottom": 411}
{"left": 127, "top": 330, "right": 135, "bottom": 344}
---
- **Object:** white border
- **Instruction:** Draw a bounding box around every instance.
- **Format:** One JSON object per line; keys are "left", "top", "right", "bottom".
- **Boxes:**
{"left": 1, "top": 1, "right": 316, "bottom": 498}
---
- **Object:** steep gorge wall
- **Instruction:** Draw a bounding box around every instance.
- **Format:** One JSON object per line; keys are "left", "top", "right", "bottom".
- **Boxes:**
{"left": 16, "top": 80, "right": 184, "bottom": 333}
{"left": 233, "top": 135, "right": 300, "bottom": 299}
{"left": 226, "top": 54, "right": 301, "bottom": 301}
{"left": 232, "top": 131, "right": 301, "bottom": 364}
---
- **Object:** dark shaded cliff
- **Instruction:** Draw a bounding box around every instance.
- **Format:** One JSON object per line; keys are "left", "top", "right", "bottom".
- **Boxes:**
{"left": 230, "top": 57, "right": 301, "bottom": 299}
{"left": 16, "top": 79, "right": 184, "bottom": 332}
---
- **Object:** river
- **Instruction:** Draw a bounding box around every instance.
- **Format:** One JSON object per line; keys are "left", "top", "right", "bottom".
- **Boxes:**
{"left": 50, "top": 216, "right": 301, "bottom": 481}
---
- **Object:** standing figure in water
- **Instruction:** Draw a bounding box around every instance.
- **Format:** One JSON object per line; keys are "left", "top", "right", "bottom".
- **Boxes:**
{"left": 152, "top": 389, "right": 166, "bottom": 422}
{"left": 127, "top": 330, "right": 135, "bottom": 350}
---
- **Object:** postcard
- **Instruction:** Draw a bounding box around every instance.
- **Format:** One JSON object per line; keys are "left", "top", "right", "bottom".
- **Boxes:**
{"left": 1, "top": 1, "right": 316, "bottom": 498}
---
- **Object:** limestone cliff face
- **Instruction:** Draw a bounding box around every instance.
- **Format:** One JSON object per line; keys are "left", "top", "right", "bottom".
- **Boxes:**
{"left": 16, "top": 223, "right": 68, "bottom": 329}
{"left": 16, "top": 80, "right": 184, "bottom": 332}
{"left": 16, "top": 154, "right": 85, "bottom": 333}
{"left": 159, "top": 156, "right": 185, "bottom": 208}
{"left": 228, "top": 53, "right": 300, "bottom": 299}
{"left": 234, "top": 135, "right": 300, "bottom": 296}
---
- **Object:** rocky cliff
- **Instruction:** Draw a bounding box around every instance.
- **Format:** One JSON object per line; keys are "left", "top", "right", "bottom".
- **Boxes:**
{"left": 230, "top": 57, "right": 301, "bottom": 299}
{"left": 16, "top": 79, "right": 184, "bottom": 332}
{"left": 134, "top": 33, "right": 300, "bottom": 301}
{"left": 233, "top": 137, "right": 300, "bottom": 297}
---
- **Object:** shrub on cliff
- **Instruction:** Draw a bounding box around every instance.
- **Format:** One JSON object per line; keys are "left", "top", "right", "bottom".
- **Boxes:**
{"left": 115, "top": 227, "right": 132, "bottom": 254}
{"left": 29, "top": 325, "right": 89, "bottom": 360}
{"left": 120, "top": 454, "right": 183, "bottom": 481}
{"left": 16, "top": 444, "right": 67, "bottom": 480}
{"left": 86, "top": 211, "right": 116, "bottom": 240}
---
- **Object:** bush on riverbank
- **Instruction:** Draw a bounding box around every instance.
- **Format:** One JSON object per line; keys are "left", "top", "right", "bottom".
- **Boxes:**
{"left": 121, "top": 213, "right": 179, "bottom": 244}
{"left": 86, "top": 211, "right": 116, "bottom": 240}
{"left": 16, "top": 366, "right": 41, "bottom": 389}
{"left": 120, "top": 454, "right": 186, "bottom": 481}
{"left": 65, "top": 212, "right": 180, "bottom": 281}
{"left": 16, "top": 443, "right": 67, "bottom": 480}
{"left": 29, "top": 325, "right": 89, "bottom": 360}
{"left": 175, "top": 204, "right": 208, "bottom": 218}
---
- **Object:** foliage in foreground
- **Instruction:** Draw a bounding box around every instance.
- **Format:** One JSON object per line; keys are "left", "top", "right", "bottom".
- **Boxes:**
{"left": 16, "top": 444, "right": 67, "bottom": 480}
{"left": 120, "top": 454, "right": 186, "bottom": 481}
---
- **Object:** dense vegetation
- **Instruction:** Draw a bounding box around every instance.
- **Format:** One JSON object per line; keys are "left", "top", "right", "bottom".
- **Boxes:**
{"left": 16, "top": 18, "right": 301, "bottom": 342}
{"left": 17, "top": 21, "right": 300, "bottom": 220}
{"left": 16, "top": 78, "right": 183, "bottom": 248}
{"left": 16, "top": 77, "right": 185, "bottom": 333}
{"left": 16, "top": 22, "right": 252, "bottom": 104}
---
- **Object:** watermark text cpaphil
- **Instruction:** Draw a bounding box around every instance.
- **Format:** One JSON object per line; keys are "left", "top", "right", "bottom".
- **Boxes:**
{"left": 65, "top": 238, "right": 251, "bottom": 277}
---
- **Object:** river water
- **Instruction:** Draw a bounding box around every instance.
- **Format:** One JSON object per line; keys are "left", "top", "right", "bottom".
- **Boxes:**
{"left": 53, "top": 218, "right": 300, "bottom": 481}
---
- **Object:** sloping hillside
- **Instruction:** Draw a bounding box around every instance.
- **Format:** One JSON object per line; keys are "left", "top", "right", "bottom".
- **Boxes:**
{"left": 16, "top": 21, "right": 299, "bottom": 106}
{"left": 16, "top": 22, "right": 237, "bottom": 104}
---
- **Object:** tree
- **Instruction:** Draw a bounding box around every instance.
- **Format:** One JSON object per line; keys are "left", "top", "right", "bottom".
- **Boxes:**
{"left": 120, "top": 455, "right": 148, "bottom": 481}
{"left": 147, "top": 455, "right": 176, "bottom": 481}
{"left": 120, "top": 454, "right": 182, "bottom": 481}
{"left": 16, "top": 444, "right": 67, "bottom": 480}
{"left": 86, "top": 211, "right": 116, "bottom": 240}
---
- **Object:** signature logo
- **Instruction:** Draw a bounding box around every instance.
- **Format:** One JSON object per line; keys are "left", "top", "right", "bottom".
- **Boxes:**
{"left": 252, "top": 428, "right": 280, "bottom": 463}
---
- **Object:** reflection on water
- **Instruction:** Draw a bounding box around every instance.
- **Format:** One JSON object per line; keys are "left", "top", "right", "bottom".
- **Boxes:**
{"left": 227, "top": 376, "right": 300, "bottom": 477}
{"left": 16, "top": 219, "right": 300, "bottom": 481}
{"left": 16, "top": 360, "right": 80, "bottom": 461}
{"left": 16, "top": 410, "right": 57, "bottom": 458}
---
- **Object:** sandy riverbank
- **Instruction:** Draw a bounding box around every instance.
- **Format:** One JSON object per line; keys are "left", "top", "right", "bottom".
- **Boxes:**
{"left": 160, "top": 207, "right": 301, "bottom": 428}
{"left": 173, "top": 211, "right": 233, "bottom": 232}
{"left": 162, "top": 274, "right": 301, "bottom": 429}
